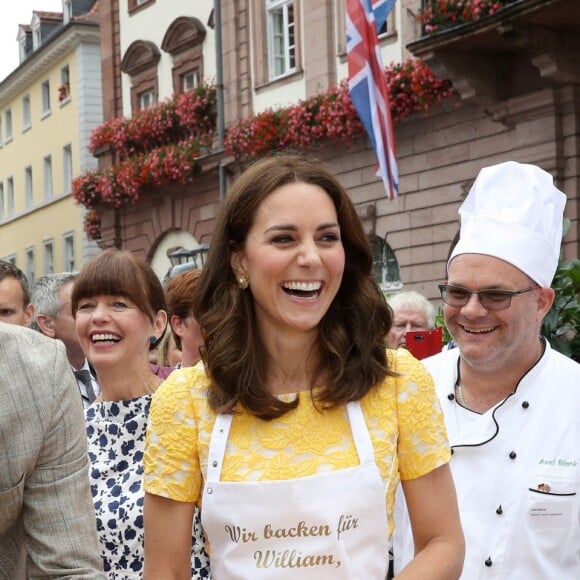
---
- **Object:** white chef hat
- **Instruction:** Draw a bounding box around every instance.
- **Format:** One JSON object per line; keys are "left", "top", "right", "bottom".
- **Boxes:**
{"left": 448, "top": 161, "right": 567, "bottom": 287}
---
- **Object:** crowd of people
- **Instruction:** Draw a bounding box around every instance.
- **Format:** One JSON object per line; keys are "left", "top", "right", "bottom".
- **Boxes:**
{"left": 0, "top": 154, "right": 577, "bottom": 579}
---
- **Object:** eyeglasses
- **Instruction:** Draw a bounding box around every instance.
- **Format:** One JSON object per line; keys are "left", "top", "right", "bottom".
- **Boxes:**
{"left": 438, "top": 283, "right": 541, "bottom": 311}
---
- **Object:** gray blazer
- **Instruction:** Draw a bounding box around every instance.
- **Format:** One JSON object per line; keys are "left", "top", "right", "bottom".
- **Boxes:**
{"left": 0, "top": 323, "right": 105, "bottom": 578}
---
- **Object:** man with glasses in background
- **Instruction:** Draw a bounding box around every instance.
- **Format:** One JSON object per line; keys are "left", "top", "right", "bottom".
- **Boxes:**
{"left": 394, "top": 161, "right": 580, "bottom": 578}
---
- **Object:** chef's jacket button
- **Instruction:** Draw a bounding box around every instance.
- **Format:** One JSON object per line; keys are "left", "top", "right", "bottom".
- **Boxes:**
{"left": 207, "top": 487, "right": 213, "bottom": 494}
{"left": 447, "top": 393, "right": 455, "bottom": 400}
{"left": 219, "top": 428, "right": 224, "bottom": 433}
{"left": 485, "top": 558, "right": 493, "bottom": 567}
{"left": 522, "top": 401, "right": 530, "bottom": 409}
{"left": 496, "top": 505, "right": 503, "bottom": 515}
{"left": 212, "top": 460, "right": 218, "bottom": 467}
{"left": 509, "top": 451, "right": 517, "bottom": 459}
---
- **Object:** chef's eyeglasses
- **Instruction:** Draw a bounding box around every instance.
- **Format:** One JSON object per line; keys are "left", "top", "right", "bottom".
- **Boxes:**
{"left": 438, "top": 283, "right": 541, "bottom": 311}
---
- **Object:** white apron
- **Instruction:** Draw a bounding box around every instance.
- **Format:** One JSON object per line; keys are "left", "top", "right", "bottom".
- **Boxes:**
{"left": 201, "top": 401, "right": 391, "bottom": 579}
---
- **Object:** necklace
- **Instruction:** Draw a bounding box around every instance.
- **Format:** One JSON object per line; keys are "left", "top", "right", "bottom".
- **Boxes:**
{"left": 455, "top": 382, "right": 468, "bottom": 408}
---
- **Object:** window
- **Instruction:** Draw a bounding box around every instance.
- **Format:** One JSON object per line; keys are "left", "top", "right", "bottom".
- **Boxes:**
{"left": 25, "top": 166, "right": 33, "bottom": 208}
{"left": 59, "top": 65, "right": 70, "bottom": 102}
{"left": 26, "top": 247, "right": 35, "bottom": 284}
{"left": 63, "top": 0, "right": 72, "bottom": 23}
{"left": 181, "top": 69, "right": 199, "bottom": 92}
{"left": 63, "top": 233, "right": 75, "bottom": 271}
{"left": 121, "top": 40, "right": 160, "bottom": 114}
{"left": 22, "top": 95, "right": 31, "bottom": 129}
{"left": 5, "top": 109, "right": 13, "bottom": 141}
{"left": 369, "top": 235, "right": 402, "bottom": 290}
{"left": 6, "top": 177, "right": 14, "bottom": 216}
{"left": 41, "top": 80, "right": 51, "bottom": 115}
{"left": 33, "top": 27, "right": 41, "bottom": 50}
{"left": 63, "top": 144, "right": 73, "bottom": 193}
{"left": 162, "top": 17, "right": 206, "bottom": 94}
{"left": 43, "top": 240, "right": 54, "bottom": 275}
{"left": 0, "top": 182, "right": 4, "bottom": 220}
{"left": 266, "top": 0, "right": 296, "bottom": 79}
{"left": 43, "top": 155, "right": 53, "bottom": 199}
{"left": 138, "top": 89, "right": 155, "bottom": 110}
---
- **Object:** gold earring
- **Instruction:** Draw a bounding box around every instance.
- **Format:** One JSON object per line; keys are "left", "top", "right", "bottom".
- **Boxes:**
{"left": 237, "top": 271, "right": 249, "bottom": 290}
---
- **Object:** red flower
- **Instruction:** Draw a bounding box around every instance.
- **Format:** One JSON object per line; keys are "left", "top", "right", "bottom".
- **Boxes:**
{"left": 417, "top": 0, "right": 511, "bottom": 32}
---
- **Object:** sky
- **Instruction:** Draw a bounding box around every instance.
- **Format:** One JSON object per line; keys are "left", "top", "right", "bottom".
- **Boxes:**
{"left": 0, "top": 0, "right": 64, "bottom": 83}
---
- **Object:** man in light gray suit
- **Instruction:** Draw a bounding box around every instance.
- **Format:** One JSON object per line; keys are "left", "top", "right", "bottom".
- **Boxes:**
{"left": 0, "top": 322, "right": 105, "bottom": 578}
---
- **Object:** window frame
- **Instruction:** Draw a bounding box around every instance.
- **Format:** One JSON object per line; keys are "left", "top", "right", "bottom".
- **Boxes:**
{"left": 138, "top": 88, "right": 156, "bottom": 110}
{"left": 62, "top": 232, "right": 75, "bottom": 272}
{"left": 161, "top": 17, "right": 206, "bottom": 95}
{"left": 59, "top": 65, "right": 71, "bottom": 104}
{"left": 25, "top": 166, "right": 34, "bottom": 208}
{"left": 369, "top": 234, "right": 402, "bottom": 291}
{"left": 6, "top": 177, "right": 14, "bottom": 216}
{"left": 5, "top": 109, "right": 13, "bottom": 142}
{"left": 41, "top": 80, "right": 51, "bottom": 117}
{"left": 63, "top": 143, "right": 73, "bottom": 194}
{"left": 121, "top": 40, "right": 160, "bottom": 115}
{"left": 43, "top": 155, "right": 53, "bottom": 199}
{"left": 43, "top": 239, "right": 55, "bottom": 275}
{"left": 22, "top": 94, "right": 32, "bottom": 131}
{"left": 25, "top": 247, "right": 35, "bottom": 285}
{"left": 266, "top": 0, "right": 297, "bottom": 81}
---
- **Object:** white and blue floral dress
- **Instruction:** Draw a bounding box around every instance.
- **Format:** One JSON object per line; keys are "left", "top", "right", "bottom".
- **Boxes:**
{"left": 86, "top": 395, "right": 210, "bottom": 579}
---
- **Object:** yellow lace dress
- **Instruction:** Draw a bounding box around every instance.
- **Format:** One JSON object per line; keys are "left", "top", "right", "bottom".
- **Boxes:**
{"left": 144, "top": 348, "right": 449, "bottom": 536}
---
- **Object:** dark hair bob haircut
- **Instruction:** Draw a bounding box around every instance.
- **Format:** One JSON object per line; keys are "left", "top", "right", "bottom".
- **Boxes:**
{"left": 72, "top": 249, "right": 167, "bottom": 326}
{"left": 194, "top": 154, "right": 392, "bottom": 420}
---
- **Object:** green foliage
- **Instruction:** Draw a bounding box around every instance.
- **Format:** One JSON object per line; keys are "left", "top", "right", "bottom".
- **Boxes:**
{"left": 541, "top": 258, "right": 580, "bottom": 362}
{"left": 435, "top": 307, "right": 452, "bottom": 345}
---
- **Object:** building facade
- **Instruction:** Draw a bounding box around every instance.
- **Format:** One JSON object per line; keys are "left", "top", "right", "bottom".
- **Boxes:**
{"left": 0, "top": 0, "right": 102, "bottom": 281}
{"left": 92, "top": 0, "right": 578, "bottom": 299}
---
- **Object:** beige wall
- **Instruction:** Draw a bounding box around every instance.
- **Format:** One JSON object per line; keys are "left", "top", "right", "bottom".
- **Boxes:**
{"left": 0, "top": 26, "right": 102, "bottom": 278}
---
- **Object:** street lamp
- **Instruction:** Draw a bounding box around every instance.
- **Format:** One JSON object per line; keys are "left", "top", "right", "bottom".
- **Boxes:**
{"left": 167, "top": 244, "right": 210, "bottom": 269}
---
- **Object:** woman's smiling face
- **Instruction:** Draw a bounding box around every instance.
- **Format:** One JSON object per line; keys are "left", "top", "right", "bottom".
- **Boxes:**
{"left": 231, "top": 181, "right": 345, "bottom": 340}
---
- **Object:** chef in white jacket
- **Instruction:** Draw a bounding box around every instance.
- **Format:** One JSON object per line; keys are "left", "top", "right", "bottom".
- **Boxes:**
{"left": 394, "top": 161, "right": 580, "bottom": 579}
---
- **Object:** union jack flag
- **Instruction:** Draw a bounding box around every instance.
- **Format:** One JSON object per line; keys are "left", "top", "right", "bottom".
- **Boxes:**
{"left": 347, "top": 0, "right": 399, "bottom": 200}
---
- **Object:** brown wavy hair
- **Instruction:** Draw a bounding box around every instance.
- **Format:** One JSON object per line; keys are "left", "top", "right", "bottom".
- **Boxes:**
{"left": 165, "top": 268, "right": 202, "bottom": 350}
{"left": 194, "top": 154, "right": 392, "bottom": 420}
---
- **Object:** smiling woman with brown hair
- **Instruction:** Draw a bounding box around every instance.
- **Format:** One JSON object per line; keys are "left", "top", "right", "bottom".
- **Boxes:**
{"left": 143, "top": 155, "right": 464, "bottom": 579}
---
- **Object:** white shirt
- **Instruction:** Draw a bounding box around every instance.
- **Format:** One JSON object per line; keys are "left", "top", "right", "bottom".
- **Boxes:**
{"left": 394, "top": 341, "right": 580, "bottom": 578}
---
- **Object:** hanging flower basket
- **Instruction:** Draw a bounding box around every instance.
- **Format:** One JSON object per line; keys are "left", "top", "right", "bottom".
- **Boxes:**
{"left": 418, "top": 0, "right": 516, "bottom": 34}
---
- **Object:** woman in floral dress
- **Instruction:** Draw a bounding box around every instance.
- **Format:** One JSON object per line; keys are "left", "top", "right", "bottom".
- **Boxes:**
{"left": 73, "top": 248, "right": 210, "bottom": 579}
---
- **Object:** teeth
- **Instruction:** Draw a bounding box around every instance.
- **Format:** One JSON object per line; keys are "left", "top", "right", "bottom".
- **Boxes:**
{"left": 92, "top": 333, "right": 120, "bottom": 342}
{"left": 464, "top": 327, "right": 494, "bottom": 334}
{"left": 282, "top": 281, "right": 321, "bottom": 292}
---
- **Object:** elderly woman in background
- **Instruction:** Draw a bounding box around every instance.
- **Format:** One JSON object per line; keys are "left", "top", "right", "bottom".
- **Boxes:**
{"left": 386, "top": 290, "right": 436, "bottom": 349}
{"left": 72, "top": 249, "right": 210, "bottom": 578}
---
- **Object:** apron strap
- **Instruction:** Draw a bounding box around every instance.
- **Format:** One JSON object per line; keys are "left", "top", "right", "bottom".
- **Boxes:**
{"left": 346, "top": 401, "right": 375, "bottom": 466}
{"left": 207, "top": 401, "right": 379, "bottom": 481}
{"left": 206, "top": 413, "right": 233, "bottom": 482}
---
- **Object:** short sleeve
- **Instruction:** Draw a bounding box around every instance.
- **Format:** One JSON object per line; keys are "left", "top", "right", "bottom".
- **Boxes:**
{"left": 143, "top": 368, "right": 202, "bottom": 502}
{"left": 393, "top": 349, "right": 450, "bottom": 481}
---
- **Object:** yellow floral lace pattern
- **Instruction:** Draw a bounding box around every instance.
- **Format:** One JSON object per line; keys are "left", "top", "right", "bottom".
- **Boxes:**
{"left": 144, "top": 349, "right": 450, "bottom": 531}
